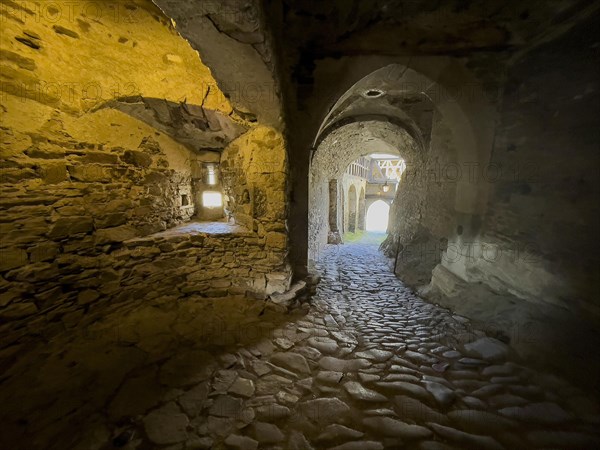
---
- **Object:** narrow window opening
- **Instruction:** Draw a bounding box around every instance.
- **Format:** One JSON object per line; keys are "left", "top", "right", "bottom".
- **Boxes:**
{"left": 206, "top": 165, "right": 217, "bottom": 186}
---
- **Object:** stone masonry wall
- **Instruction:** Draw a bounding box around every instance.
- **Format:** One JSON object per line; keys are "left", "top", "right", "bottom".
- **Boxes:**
{"left": 384, "top": 110, "right": 458, "bottom": 286}
{"left": 0, "top": 99, "right": 200, "bottom": 321}
{"left": 340, "top": 174, "right": 366, "bottom": 234}
{"left": 0, "top": 222, "right": 291, "bottom": 349}
{"left": 0, "top": 0, "right": 286, "bottom": 347}
{"left": 220, "top": 126, "right": 290, "bottom": 260}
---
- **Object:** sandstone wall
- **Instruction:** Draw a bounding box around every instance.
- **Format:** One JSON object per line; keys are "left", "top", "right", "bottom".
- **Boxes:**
{"left": 0, "top": 0, "right": 233, "bottom": 113}
{"left": 220, "top": 126, "right": 289, "bottom": 251}
{"left": 0, "top": 1, "right": 290, "bottom": 346}
{"left": 0, "top": 222, "right": 291, "bottom": 349}
{"left": 0, "top": 95, "right": 198, "bottom": 316}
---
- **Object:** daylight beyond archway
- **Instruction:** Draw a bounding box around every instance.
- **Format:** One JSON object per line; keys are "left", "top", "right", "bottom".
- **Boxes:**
{"left": 308, "top": 128, "right": 409, "bottom": 260}
{"left": 1, "top": 1, "right": 600, "bottom": 449}
{"left": 366, "top": 200, "right": 390, "bottom": 232}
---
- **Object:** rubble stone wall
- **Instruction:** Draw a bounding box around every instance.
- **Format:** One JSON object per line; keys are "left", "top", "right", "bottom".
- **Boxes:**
{"left": 220, "top": 126, "right": 289, "bottom": 254}
{"left": 0, "top": 97, "right": 199, "bottom": 324}
{"left": 0, "top": 221, "right": 292, "bottom": 349}
{"left": 0, "top": 1, "right": 291, "bottom": 347}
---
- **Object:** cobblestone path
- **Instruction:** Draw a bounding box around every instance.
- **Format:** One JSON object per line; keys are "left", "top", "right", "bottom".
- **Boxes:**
{"left": 2, "top": 241, "right": 599, "bottom": 449}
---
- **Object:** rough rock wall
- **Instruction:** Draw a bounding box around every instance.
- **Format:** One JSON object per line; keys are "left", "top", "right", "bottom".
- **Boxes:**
{"left": 0, "top": 0, "right": 262, "bottom": 339}
{"left": 0, "top": 223, "right": 291, "bottom": 349}
{"left": 0, "top": 0, "right": 234, "bottom": 114}
{"left": 220, "top": 125, "right": 291, "bottom": 281}
{"left": 0, "top": 98, "right": 199, "bottom": 317}
{"left": 448, "top": 12, "right": 600, "bottom": 317}
{"left": 384, "top": 111, "right": 458, "bottom": 286}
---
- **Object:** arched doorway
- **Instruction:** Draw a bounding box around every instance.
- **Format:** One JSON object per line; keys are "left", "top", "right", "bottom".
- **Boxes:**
{"left": 347, "top": 185, "right": 357, "bottom": 233}
{"left": 366, "top": 200, "right": 391, "bottom": 232}
{"left": 296, "top": 60, "right": 493, "bottom": 273}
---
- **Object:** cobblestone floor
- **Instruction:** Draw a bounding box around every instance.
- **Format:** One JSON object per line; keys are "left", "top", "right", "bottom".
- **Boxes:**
{"left": 2, "top": 240, "right": 600, "bottom": 449}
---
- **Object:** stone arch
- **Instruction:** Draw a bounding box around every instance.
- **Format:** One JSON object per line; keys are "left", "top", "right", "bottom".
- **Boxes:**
{"left": 313, "top": 63, "right": 492, "bottom": 219}
{"left": 291, "top": 58, "right": 496, "bottom": 274}
{"left": 365, "top": 197, "right": 393, "bottom": 211}
{"left": 308, "top": 120, "right": 416, "bottom": 262}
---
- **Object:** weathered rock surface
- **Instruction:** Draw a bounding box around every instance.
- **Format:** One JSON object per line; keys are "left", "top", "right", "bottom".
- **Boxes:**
{"left": 143, "top": 402, "right": 189, "bottom": 445}
{"left": 271, "top": 352, "right": 311, "bottom": 375}
{"left": 463, "top": 338, "right": 510, "bottom": 362}
{"left": 344, "top": 381, "right": 388, "bottom": 402}
{"left": 362, "top": 417, "right": 432, "bottom": 439}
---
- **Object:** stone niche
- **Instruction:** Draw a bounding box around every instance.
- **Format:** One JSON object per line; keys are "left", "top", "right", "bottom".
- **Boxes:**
{"left": 0, "top": 106, "right": 291, "bottom": 348}
{"left": 0, "top": 100, "right": 292, "bottom": 348}
{"left": 191, "top": 151, "right": 225, "bottom": 221}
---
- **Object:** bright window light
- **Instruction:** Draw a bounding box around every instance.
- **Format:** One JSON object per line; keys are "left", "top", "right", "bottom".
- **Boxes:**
{"left": 366, "top": 200, "right": 390, "bottom": 232}
{"left": 207, "top": 165, "right": 217, "bottom": 185}
{"left": 202, "top": 191, "right": 223, "bottom": 208}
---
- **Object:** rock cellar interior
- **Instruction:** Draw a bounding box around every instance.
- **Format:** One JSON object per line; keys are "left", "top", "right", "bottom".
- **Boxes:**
{"left": 1, "top": 1, "right": 599, "bottom": 449}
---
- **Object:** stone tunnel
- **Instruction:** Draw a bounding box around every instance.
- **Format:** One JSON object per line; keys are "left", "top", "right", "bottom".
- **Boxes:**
{"left": 0, "top": 1, "right": 599, "bottom": 449}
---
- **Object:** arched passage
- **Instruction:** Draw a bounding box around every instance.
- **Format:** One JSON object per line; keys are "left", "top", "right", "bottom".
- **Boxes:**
{"left": 366, "top": 200, "right": 391, "bottom": 232}
{"left": 308, "top": 120, "right": 416, "bottom": 263}
{"left": 304, "top": 59, "right": 498, "bottom": 285}
{"left": 291, "top": 58, "right": 497, "bottom": 278}
{"left": 0, "top": 3, "right": 598, "bottom": 448}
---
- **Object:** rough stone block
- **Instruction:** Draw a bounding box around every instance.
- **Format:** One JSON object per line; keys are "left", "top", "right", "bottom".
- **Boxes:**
{"left": 95, "top": 226, "right": 139, "bottom": 244}
{"left": 77, "top": 290, "right": 100, "bottom": 305}
{"left": 143, "top": 402, "right": 189, "bottom": 445}
{"left": 28, "top": 242, "right": 59, "bottom": 263}
{"left": 0, "top": 248, "right": 29, "bottom": 271}
{"left": 265, "top": 232, "right": 286, "bottom": 249}
{"left": 82, "top": 152, "right": 119, "bottom": 165}
{"left": 48, "top": 217, "right": 94, "bottom": 239}
{"left": 122, "top": 150, "right": 152, "bottom": 168}
{"left": 95, "top": 213, "right": 128, "bottom": 229}
{"left": 0, "top": 302, "right": 38, "bottom": 320}
{"left": 68, "top": 165, "right": 112, "bottom": 182}
{"left": 41, "top": 162, "right": 67, "bottom": 184}
{"left": 430, "top": 264, "right": 467, "bottom": 298}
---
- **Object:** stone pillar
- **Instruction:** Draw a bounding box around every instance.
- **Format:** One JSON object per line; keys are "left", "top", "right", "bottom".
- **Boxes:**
{"left": 348, "top": 185, "right": 357, "bottom": 233}
{"left": 328, "top": 179, "right": 342, "bottom": 244}
{"left": 328, "top": 179, "right": 339, "bottom": 232}
{"left": 358, "top": 187, "right": 366, "bottom": 230}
